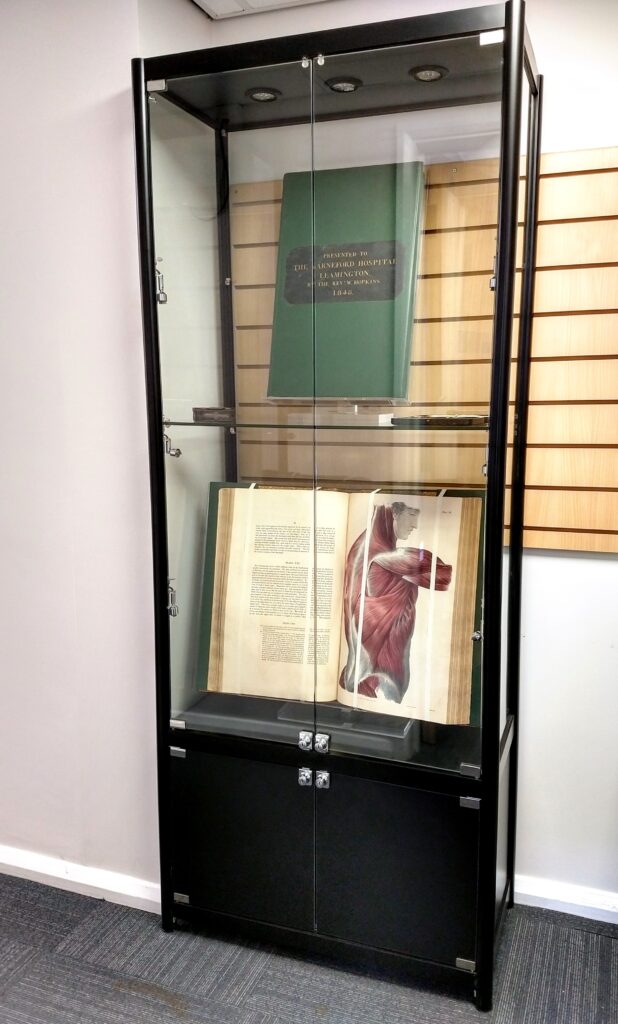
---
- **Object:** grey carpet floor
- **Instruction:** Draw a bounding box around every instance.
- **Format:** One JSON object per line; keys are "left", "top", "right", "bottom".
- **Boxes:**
{"left": 0, "top": 874, "right": 615, "bottom": 1023}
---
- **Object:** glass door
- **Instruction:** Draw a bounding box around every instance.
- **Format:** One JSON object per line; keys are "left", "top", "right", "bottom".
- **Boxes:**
{"left": 311, "top": 32, "right": 505, "bottom": 770}
{"left": 147, "top": 25, "right": 510, "bottom": 771}
{"left": 149, "top": 60, "right": 319, "bottom": 747}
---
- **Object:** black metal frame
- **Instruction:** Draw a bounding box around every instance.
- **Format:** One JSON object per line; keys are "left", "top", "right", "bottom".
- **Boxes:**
{"left": 132, "top": 1, "right": 542, "bottom": 1011}
{"left": 474, "top": 0, "right": 524, "bottom": 1006}
{"left": 214, "top": 126, "right": 238, "bottom": 482}
{"left": 505, "top": 67, "right": 544, "bottom": 919}
{"left": 132, "top": 58, "right": 175, "bottom": 930}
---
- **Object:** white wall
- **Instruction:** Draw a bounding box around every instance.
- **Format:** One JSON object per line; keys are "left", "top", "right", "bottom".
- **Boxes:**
{"left": 138, "top": 0, "right": 214, "bottom": 56}
{"left": 517, "top": 552, "right": 618, "bottom": 895}
{"left": 0, "top": 0, "right": 159, "bottom": 903}
{"left": 0, "top": 0, "right": 616, "bottom": 919}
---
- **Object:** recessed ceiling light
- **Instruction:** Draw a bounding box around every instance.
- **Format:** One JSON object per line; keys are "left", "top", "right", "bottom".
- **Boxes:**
{"left": 325, "top": 76, "right": 363, "bottom": 93}
{"left": 409, "top": 65, "right": 449, "bottom": 83}
{"left": 246, "top": 87, "right": 281, "bottom": 102}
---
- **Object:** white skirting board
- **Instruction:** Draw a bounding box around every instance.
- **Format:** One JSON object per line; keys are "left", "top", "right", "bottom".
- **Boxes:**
{"left": 0, "top": 844, "right": 616, "bottom": 926}
{"left": 515, "top": 874, "right": 618, "bottom": 925}
{"left": 0, "top": 844, "right": 161, "bottom": 914}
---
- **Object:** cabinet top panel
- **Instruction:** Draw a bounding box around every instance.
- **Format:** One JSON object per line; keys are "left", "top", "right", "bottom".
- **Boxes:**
{"left": 141, "top": 4, "right": 508, "bottom": 126}
{"left": 150, "top": 31, "right": 504, "bottom": 132}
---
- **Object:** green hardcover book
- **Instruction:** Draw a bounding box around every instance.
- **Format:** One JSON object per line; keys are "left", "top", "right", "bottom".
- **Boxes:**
{"left": 267, "top": 162, "right": 425, "bottom": 401}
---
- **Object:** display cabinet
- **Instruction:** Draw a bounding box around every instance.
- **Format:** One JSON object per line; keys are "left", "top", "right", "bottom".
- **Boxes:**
{"left": 132, "top": 2, "right": 542, "bottom": 1010}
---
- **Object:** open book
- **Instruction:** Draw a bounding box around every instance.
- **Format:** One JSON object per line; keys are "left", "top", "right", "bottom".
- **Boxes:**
{"left": 201, "top": 486, "right": 483, "bottom": 725}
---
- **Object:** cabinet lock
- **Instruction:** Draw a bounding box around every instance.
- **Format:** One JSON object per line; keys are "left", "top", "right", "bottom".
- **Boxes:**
{"left": 314, "top": 733, "right": 330, "bottom": 754}
{"left": 298, "top": 730, "right": 313, "bottom": 751}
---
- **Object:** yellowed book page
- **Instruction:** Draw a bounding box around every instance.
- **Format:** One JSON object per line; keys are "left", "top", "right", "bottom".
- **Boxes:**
{"left": 213, "top": 487, "right": 349, "bottom": 703}
{"left": 446, "top": 498, "right": 482, "bottom": 723}
{"left": 337, "top": 492, "right": 481, "bottom": 724}
{"left": 206, "top": 488, "right": 234, "bottom": 692}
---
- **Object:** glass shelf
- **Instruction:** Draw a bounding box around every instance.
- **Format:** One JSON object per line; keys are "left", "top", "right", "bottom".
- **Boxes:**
{"left": 165, "top": 408, "right": 490, "bottom": 431}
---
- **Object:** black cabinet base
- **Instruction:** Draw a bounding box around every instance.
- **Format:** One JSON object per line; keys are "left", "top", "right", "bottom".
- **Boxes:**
{"left": 166, "top": 901, "right": 481, "bottom": 1007}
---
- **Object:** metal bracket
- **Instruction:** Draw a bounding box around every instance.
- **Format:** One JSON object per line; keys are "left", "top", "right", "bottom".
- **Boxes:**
{"left": 167, "top": 580, "right": 179, "bottom": 617}
{"left": 460, "top": 762, "right": 481, "bottom": 779}
{"left": 155, "top": 258, "right": 167, "bottom": 304}
{"left": 164, "top": 434, "right": 182, "bottom": 459}
{"left": 460, "top": 796, "right": 481, "bottom": 810}
{"left": 147, "top": 79, "right": 168, "bottom": 93}
{"left": 472, "top": 630, "right": 483, "bottom": 642}
{"left": 169, "top": 718, "right": 186, "bottom": 730}
{"left": 170, "top": 746, "right": 186, "bottom": 759}
{"left": 456, "top": 957, "right": 476, "bottom": 973}
{"left": 298, "top": 767, "right": 313, "bottom": 787}
{"left": 314, "top": 733, "right": 330, "bottom": 754}
{"left": 315, "top": 771, "right": 330, "bottom": 789}
{"left": 489, "top": 253, "right": 497, "bottom": 291}
{"left": 173, "top": 892, "right": 190, "bottom": 905}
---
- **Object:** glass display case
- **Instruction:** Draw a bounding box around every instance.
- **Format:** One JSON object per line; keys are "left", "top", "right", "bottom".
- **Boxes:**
{"left": 133, "top": 2, "right": 541, "bottom": 1010}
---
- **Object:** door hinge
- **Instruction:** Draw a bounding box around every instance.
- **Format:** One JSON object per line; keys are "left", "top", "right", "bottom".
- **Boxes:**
{"left": 456, "top": 957, "right": 476, "bottom": 973}
{"left": 460, "top": 796, "right": 481, "bottom": 810}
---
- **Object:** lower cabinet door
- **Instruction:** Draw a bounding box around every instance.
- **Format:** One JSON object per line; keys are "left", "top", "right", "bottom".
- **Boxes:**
{"left": 315, "top": 773, "right": 478, "bottom": 967}
{"left": 171, "top": 749, "right": 314, "bottom": 932}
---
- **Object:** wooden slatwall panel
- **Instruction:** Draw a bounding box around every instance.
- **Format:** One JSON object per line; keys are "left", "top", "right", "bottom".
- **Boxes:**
{"left": 229, "top": 146, "right": 618, "bottom": 553}
{"left": 525, "top": 148, "right": 618, "bottom": 553}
